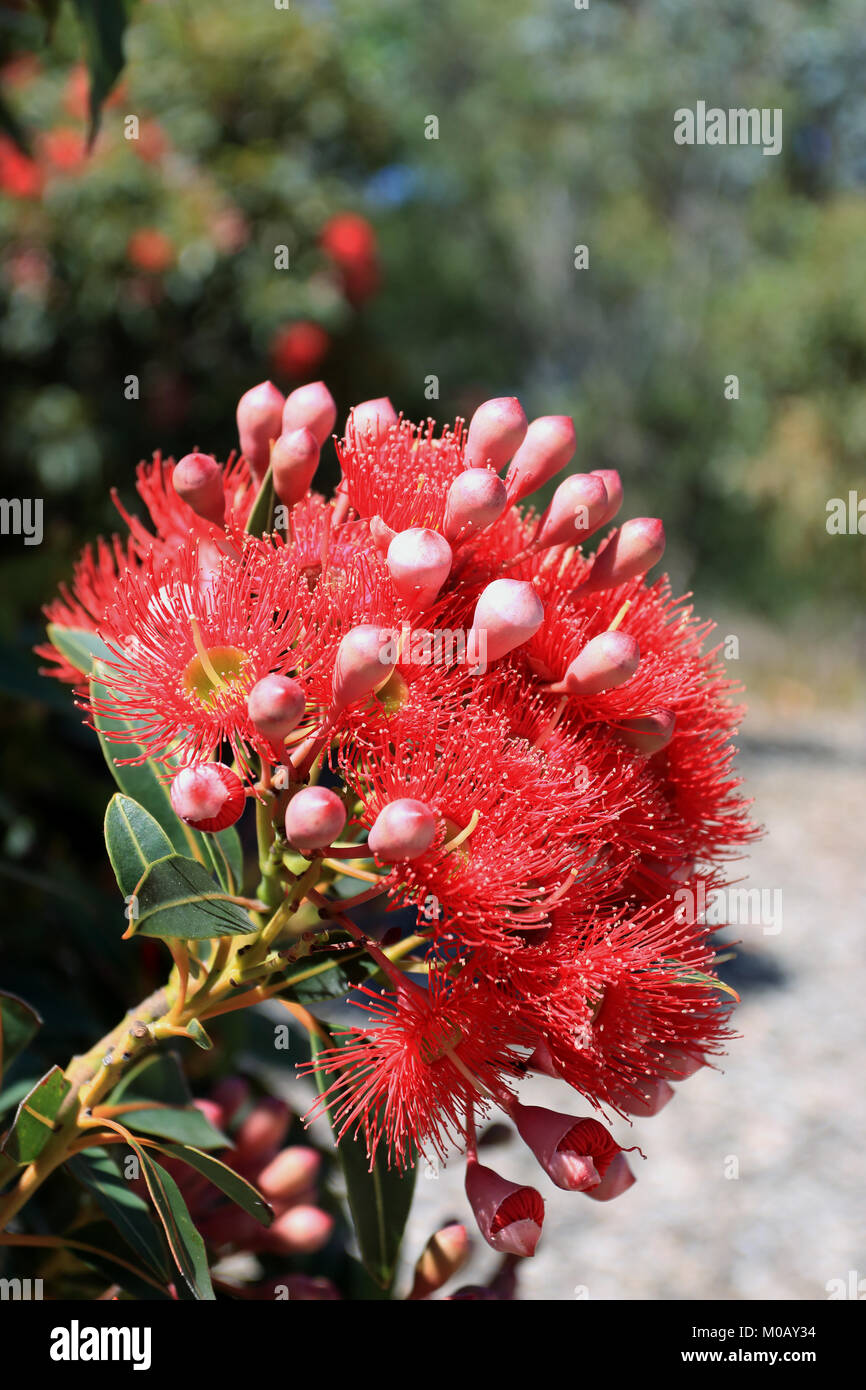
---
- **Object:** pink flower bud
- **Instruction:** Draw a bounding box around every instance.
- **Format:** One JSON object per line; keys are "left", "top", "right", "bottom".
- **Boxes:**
{"left": 349, "top": 396, "right": 398, "bottom": 442}
{"left": 247, "top": 674, "right": 306, "bottom": 744}
{"left": 257, "top": 1146, "right": 321, "bottom": 1201}
{"left": 211, "top": 1076, "right": 250, "bottom": 1122}
{"left": 535, "top": 473, "right": 609, "bottom": 549}
{"left": 236, "top": 1097, "right": 291, "bottom": 1160}
{"left": 369, "top": 514, "right": 396, "bottom": 558}
{"left": 505, "top": 415, "right": 576, "bottom": 503}
{"left": 284, "top": 787, "right": 346, "bottom": 852}
{"left": 332, "top": 623, "right": 397, "bottom": 707}
{"left": 409, "top": 1223, "right": 471, "bottom": 1299}
{"left": 470, "top": 578, "right": 544, "bottom": 662}
{"left": 271, "top": 427, "right": 320, "bottom": 507}
{"left": 169, "top": 762, "right": 245, "bottom": 832}
{"left": 584, "top": 1151, "right": 636, "bottom": 1202}
{"left": 172, "top": 452, "right": 225, "bottom": 526}
{"left": 386, "top": 527, "right": 452, "bottom": 609}
{"left": 367, "top": 798, "right": 437, "bottom": 862}
{"left": 443, "top": 469, "right": 508, "bottom": 542}
{"left": 511, "top": 1105, "right": 626, "bottom": 1193}
{"left": 236, "top": 380, "right": 285, "bottom": 484}
{"left": 281, "top": 380, "right": 337, "bottom": 446}
{"left": 463, "top": 396, "right": 527, "bottom": 471}
{"left": 620, "top": 708, "right": 676, "bottom": 754}
{"left": 609, "top": 1077, "right": 675, "bottom": 1117}
{"left": 464, "top": 1158, "right": 544, "bottom": 1257}
{"left": 591, "top": 468, "right": 623, "bottom": 526}
{"left": 581, "top": 517, "right": 666, "bottom": 593}
{"left": 558, "top": 630, "right": 640, "bottom": 696}
{"left": 269, "top": 1204, "right": 334, "bottom": 1255}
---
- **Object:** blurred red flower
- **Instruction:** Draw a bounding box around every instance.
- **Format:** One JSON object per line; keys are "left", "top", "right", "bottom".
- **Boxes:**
{"left": 270, "top": 321, "right": 330, "bottom": 379}
{"left": 127, "top": 227, "right": 175, "bottom": 273}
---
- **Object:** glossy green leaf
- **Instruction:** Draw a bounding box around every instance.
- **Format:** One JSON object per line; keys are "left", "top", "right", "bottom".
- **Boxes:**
{"left": 311, "top": 1035, "right": 416, "bottom": 1290}
{"left": 46, "top": 624, "right": 113, "bottom": 675}
{"left": 1, "top": 1066, "right": 70, "bottom": 1165}
{"left": 152, "top": 1142, "right": 273, "bottom": 1227}
{"left": 104, "top": 793, "right": 174, "bottom": 900}
{"left": 67, "top": 1146, "right": 170, "bottom": 1281}
{"left": 131, "top": 854, "right": 255, "bottom": 940}
{"left": 123, "top": 1135, "right": 215, "bottom": 1300}
{"left": 125, "top": 1105, "right": 228, "bottom": 1150}
{"left": 245, "top": 462, "right": 275, "bottom": 536}
{"left": 0, "top": 991, "right": 42, "bottom": 1080}
{"left": 184, "top": 1019, "right": 213, "bottom": 1051}
{"left": 110, "top": 1053, "right": 228, "bottom": 1149}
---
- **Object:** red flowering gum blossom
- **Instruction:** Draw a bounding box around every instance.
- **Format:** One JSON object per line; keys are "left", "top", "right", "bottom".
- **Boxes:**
{"left": 349, "top": 397, "right": 398, "bottom": 444}
{"left": 281, "top": 381, "right": 337, "bottom": 446}
{"left": 510, "top": 1104, "right": 627, "bottom": 1193}
{"left": 284, "top": 787, "right": 346, "bottom": 852}
{"left": 591, "top": 468, "right": 624, "bottom": 527}
{"left": 607, "top": 1077, "right": 675, "bottom": 1118}
{"left": 332, "top": 623, "right": 397, "bottom": 708}
{"left": 271, "top": 427, "right": 320, "bottom": 508}
{"left": 470, "top": 578, "right": 544, "bottom": 662}
{"left": 464, "top": 1158, "right": 544, "bottom": 1257}
{"left": 463, "top": 396, "right": 527, "bottom": 472}
{"left": 170, "top": 762, "right": 245, "bottom": 832}
{"left": 580, "top": 517, "right": 666, "bottom": 593}
{"left": 536, "top": 473, "right": 609, "bottom": 549}
{"left": 584, "top": 1152, "right": 637, "bottom": 1202}
{"left": 368, "top": 798, "right": 437, "bottom": 862}
{"left": 621, "top": 708, "right": 676, "bottom": 755}
{"left": 505, "top": 415, "right": 576, "bottom": 504}
{"left": 386, "top": 527, "right": 453, "bottom": 609}
{"left": 236, "top": 380, "right": 285, "bottom": 484}
{"left": 443, "top": 469, "right": 508, "bottom": 543}
{"left": 172, "top": 453, "right": 226, "bottom": 527}
{"left": 247, "top": 674, "right": 306, "bottom": 745}
{"left": 555, "top": 630, "right": 641, "bottom": 697}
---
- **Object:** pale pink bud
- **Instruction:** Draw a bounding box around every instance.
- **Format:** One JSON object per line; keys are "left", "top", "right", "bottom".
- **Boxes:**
{"left": 609, "top": 1078, "right": 675, "bottom": 1118}
{"left": 620, "top": 708, "right": 676, "bottom": 754}
{"left": 463, "top": 396, "right": 527, "bottom": 472}
{"left": 369, "top": 514, "right": 396, "bottom": 558}
{"left": 332, "top": 623, "right": 397, "bottom": 707}
{"left": 505, "top": 415, "right": 576, "bottom": 503}
{"left": 584, "top": 1151, "right": 636, "bottom": 1202}
{"left": 271, "top": 427, "right": 320, "bottom": 507}
{"left": 581, "top": 517, "right": 666, "bottom": 593}
{"left": 443, "top": 469, "right": 508, "bottom": 542}
{"left": 510, "top": 1103, "right": 603, "bottom": 1192}
{"left": 284, "top": 787, "right": 346, "bottom": 852}
{"left": 470, "top": 578, "right": 544, "bottom": 662}
{"left": 367, "top": 798, "right": 437, "bottom": 862}
{"left": 172, "top": 452, "right": 225, "bottom": 526}
{"left": 464, "top": 1159, "right": 544, "bottom": 1257}
{"left": 281, "top": 380, "right": 337, "bottom": 446}
{"left": 558, "top": 630, "right": 640, "bottom": 696}
{"left": 349, "top": 396, "right": 398, "bottom": 442}
{"left": 269, "top": 1204, "right": 334, "bottom": 1255}
{"left": 247, "top": 674, "right": 306, "bottom": 745}
{"left": 257, "top": 1146, "right": 321, "bottom": 1201}
{"left": 409, "top": 1223, "right": 471, "bottom": 1299}
{"left": 236, "top": 1098, "right": 291, "bottom": 1160}
{"left": 169, "top": 762, "right": 245, "bottom": 832}
{"left": 591, "top": 468, "right": 623, "bottom": 526}
{"left": 387, "top": 527, "right": 452, "bottom": 609}
{"left": 236, "top": 380, "right": 285, "bottom": 483}
{"left": 535, "top": 473, "right": 609, "bottom": 549}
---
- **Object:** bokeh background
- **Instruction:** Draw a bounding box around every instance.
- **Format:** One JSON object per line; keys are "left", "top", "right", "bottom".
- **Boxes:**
{"left": 0, "top": 0, "right": 863, "bottom": 1300}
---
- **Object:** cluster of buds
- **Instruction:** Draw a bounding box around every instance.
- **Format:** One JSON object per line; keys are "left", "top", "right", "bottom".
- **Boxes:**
{"left": 41, "top": 374, "right": 754, "bottom": 1261}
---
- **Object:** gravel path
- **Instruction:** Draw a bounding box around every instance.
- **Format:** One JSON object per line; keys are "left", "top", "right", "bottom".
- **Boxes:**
{"left": 402, "top": 712, "right": 866, "bottom": 1300}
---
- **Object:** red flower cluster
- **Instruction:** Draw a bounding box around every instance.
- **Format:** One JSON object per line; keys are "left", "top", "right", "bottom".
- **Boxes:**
{"left": 41, "top": 380, "right": 755, "bottom": 1260}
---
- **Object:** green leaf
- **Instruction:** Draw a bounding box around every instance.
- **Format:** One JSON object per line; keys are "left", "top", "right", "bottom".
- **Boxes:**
{"left": 67, "top": 1147, "right": 170, "bottom": 1281}
{"left": 125, "top": 1106, "right": 228, "bottom": 1150}
{"left": 311, "top": 1035, "right": 416, "bottom": 1290}
{"left": 151, "top": 1142, "right": 273, "bottom": 1227}
{"left": 184, "top": 1019, "right": 213, "bottom": 1051}
{"left": 67, "top": 1220, "right": 173, "bottom": 1301}
{"left": 70, "top": 0, "right": 136, "bottom": 145}
{"left": 132, "top": 853, "right": 255, "bottom": 940}
{"left": 104, "top": 793, "right": 174, "bottom": 900}
{"left": 1, "top": 1066, "right": 70, "bottom": 1165}
{"left": 109, "top": 1053, "right": 228, "bottom": 1149}
{"left": 122, "top": 1135, "right": 215, "bottom": 1300}
{"left": 91, "top": 673, "right": 244, "bottom": 892}
{"left": 0, "top": 991, "right": 42, "bottom": 1080}
{"left": 46, "top": 624, "right": 113, "bottom": 676}
{"left": 245, "top": 463, "right": 275, "bottom": 536}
